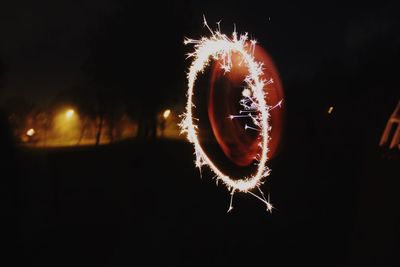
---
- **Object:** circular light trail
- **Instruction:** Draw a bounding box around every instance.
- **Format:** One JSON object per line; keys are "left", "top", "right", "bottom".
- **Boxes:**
{"left": 180, "top": 18, "right": 277, "bottom": 211}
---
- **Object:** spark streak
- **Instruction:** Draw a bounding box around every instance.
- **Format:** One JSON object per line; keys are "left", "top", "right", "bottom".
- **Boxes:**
{"left": 180, "top": 18, "right": 274, "bottom": 211}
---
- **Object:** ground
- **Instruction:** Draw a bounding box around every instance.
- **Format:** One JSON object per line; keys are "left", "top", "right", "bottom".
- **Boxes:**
{"left": 7, "top": 137, "right": 399, "bottom": 266}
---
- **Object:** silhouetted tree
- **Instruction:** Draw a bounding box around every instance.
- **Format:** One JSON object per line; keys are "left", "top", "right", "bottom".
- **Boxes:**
{"left": 51, "top": 87, "right": 98, "bottom": 144}
{"left": 83, "top": 1, "right": 186, "bottom": 141}
{"left": 2, "top": 96, "right": 35, "bottom": 141}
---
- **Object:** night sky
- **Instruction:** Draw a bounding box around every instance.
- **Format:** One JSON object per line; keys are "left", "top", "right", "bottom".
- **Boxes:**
{"left": 1, "top": 0, "right": 398, "bottom": 104}
{"left": 0, "top": 1, "right": 116, "bottom": 103}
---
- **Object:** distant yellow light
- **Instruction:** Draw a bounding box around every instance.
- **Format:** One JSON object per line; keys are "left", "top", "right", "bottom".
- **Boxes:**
{"left": 328, "top": 106, "right": 334, "bottom": 114}
{"left": 26, "top": 128, "right": 35, "bottom": 137}
{"left": 163, "top": 109, "right": 171, "bottom": 119}
{"left": 66, "top": 109, "right": 75, "bottom": 119}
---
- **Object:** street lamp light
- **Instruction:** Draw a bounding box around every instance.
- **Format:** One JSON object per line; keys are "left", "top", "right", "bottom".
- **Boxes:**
{"left": 66, "top": 109, "right": 75, "bottom": 119}
{"left": 163, "top": 109, "right": 171, "bottom": 119}
{"left": 26, "top": 128, "right": 35, "bottom": 137}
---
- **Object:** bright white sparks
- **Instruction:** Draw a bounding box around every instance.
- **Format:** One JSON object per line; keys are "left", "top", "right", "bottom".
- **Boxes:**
{"left": 180, "top": 18, "right": 274, "bottom": 212}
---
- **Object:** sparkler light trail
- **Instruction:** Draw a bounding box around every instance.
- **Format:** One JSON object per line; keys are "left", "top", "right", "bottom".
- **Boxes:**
{"left": 180, "top": 18, "right": 280, "bottom": 212}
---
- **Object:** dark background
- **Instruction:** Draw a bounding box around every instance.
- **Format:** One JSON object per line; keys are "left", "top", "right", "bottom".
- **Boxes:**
{"left": 1, "top": 0, "right": 399, "bottom": 266}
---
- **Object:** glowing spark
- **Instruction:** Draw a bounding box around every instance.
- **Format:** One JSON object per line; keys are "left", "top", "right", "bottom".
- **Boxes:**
{"left": 248, "top": 191, "right": 273, "bottom": 212}
{"left": 245, "top": 124, "right": 261, "bottom": 132}
{"left": 242, "top": 88, "right": 251, "bottom": 97}
{"left": 163, "top": 109, "right": 171, "bottom": 119}
{"left": 270, "top": 99, "right": 283, "bottom": 111}
{"left": 266, "top": 196, "right": 273, "bottom": 212}
{"left": 228, "top": 114, "right": 251, "bottom": 120}
{"left": 328, "top": 106, "right": 334, "bottom": 114}
{"left": 228, "top": 190, "right": 235, "bottom": 213}
{"left": 26, "top": 128, "right": 35, "bottom": 137}
{"left": 266, "top": 78, "right": 274, "bottom": 85}
{"left": 180, "top": 18, "right": 274, "bottom": 211}
{"left": 258, "top": 186, "right": 273, "bottom": 212}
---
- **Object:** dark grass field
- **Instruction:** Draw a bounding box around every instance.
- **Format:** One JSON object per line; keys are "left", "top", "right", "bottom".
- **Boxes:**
{"left": 6, "top": 129, "right": 398, "bottom": 267}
